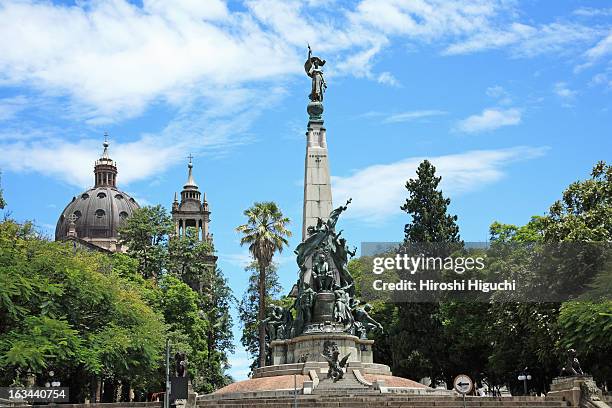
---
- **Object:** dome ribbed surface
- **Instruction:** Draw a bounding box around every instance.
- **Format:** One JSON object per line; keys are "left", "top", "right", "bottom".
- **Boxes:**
{"left": 55, "top": 186, "right": 139, "bottom": 241}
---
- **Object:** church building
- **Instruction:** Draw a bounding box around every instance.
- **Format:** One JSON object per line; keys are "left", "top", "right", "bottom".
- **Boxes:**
{"left": 55, "top": 137, "right": 139, "bottom": 252}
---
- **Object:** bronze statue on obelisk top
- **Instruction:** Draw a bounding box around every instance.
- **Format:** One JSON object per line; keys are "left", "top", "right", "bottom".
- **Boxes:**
{"left": 305, "top": 44, "right": 327, "bottom": 103}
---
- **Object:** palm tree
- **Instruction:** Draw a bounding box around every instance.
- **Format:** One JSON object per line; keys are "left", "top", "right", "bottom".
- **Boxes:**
{"left": 236, "top": 202, "right": 291, "bottom": 368}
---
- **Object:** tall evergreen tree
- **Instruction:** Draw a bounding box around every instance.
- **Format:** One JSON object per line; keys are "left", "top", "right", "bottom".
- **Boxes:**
{"left": 394, "top": 160, "right": 461, "bottom": 387}
{"left": 236, "top": 202, "right": 291, "bottom": 368}
{"left": 401, "top": 160, "right": 460, "bottom": 243}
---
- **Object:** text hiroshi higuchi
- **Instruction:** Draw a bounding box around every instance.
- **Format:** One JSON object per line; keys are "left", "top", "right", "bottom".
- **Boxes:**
{"left": 372, "top": 279, "right": 517, "bottom": 293}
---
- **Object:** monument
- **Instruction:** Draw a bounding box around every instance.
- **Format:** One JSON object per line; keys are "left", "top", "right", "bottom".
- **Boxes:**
{"left": 198, "top": 46, "right": 587, "bottom": 408}
{"left": 201, "top": 47, "right": 438, "bottom": 403}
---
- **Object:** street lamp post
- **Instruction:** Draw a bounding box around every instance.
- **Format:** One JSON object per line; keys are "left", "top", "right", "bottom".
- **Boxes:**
{"left": 517, "top": 368, "right": 532, "bottom": 396}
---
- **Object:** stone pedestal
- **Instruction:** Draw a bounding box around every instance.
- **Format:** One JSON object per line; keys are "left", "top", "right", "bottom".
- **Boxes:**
{"left": 546, "top": 376, "right": 606, "bottom": 407}
{"left": 270, "top": 333, "right": 374, "bottom": 365}
{"left": 302, "top": 101, "right": 332, "bottom": 241}
{"left": 312, "top": 291, "right": 334, "bottom": 323}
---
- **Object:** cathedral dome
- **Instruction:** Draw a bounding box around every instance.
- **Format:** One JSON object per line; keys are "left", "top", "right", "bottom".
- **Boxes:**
{"left": 55, "top": 186, "right": 139, "bottom": 243}
{"left": 55, "top": 137, "right": 139, "bottom": 252}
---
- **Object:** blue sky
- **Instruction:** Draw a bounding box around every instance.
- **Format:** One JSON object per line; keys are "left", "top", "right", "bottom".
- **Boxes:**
{"left": 0, "top": 0, "right": 610, "bottom": 380}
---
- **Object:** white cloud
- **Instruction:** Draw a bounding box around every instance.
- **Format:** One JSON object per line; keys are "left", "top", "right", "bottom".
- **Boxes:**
{"left": 383, "top": 110, "right": 447, "bottom": 123}
{"left": 221, "top": 251, "right": 255, "bottom": 268}
{"left": 444, "top": 22, "right": 601, "bottom": 57}
{"left": 554, "top": 82, "right": 577, "bottom": 99}
{"left": 486, "top": 85, "right": 505, "bottom": 98}
{"left": 584, "top": 32, "right": 612, "bottom": 62}
{"left": 332, "top": 147, "right": 547, "bottom": 222}
{"left": 227, "top": 347, "right": 253, "bottom": 381}
{"left": 0, "top": 0, "right": 302, "bottom": 122}
{"left": 573, "top": 8, "right": 612, "bottom": 18}
{"left": 0, "top": 0, "right": 607, "bottom": 186}
{"left": 377, "top": 72, "right": 400, "bottom": 86}
{"left": 0, "top": 137, "right": 180, "bottom": 188}
{"left": 0, "top": 83, "right": 286, "bottom": 188}
{"left": 486, "top": 85, "right": 512, "bottom": 105}
{"left": 591, "top": 71, "right": 612, "bottom": 90}
{"left": 456, "top": 108, "right": 521, "bottom": 133}
{"left": 0, "top": 95, "right": 29, "bottom": 121}
{"left": 0, "top": 0, "right": 604, "bottom": 125}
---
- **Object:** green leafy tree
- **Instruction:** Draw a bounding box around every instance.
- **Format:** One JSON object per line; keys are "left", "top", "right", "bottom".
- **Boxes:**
{"left": 167, "top": 227, "right": 234, "bottom": 392}
{"left": 119, "top": 205, "right": 173, "bottom": 280}
{"left": 544, "top": 161, "right": 612, "bottom": 241}
{"left": 485, "top": 162, "right": 612, "bottom": 392}
{"left": 238, "top": 262, "right": 281, "bottom": 372}
{"left": 547, "top": 161, "right": 612, "bottom": 388}
{"left": 236, "top": 202, "right": 291, "bottom": 368}
{"left": 0, "top": 219, "right": 166, "bottom": 401}
{"left": 558, "top": 301, "right": 612, "bottom": 387}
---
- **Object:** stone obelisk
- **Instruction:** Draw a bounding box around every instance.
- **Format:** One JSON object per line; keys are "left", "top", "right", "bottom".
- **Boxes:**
{"left": 302, "top": 46, "right": 332, "bottom": 241}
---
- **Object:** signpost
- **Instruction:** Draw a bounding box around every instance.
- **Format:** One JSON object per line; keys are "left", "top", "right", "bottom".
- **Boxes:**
{"left": 165, "top": 339, "right": 170, "bottom": 408}
{"left": 453, "top": 374, "right": 473, "bottom": 408}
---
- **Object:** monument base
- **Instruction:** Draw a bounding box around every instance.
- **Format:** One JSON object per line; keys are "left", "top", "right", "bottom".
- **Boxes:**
{"left": 270, "top": 333, "right": 373, "bottom": 365}
{"left": 546, "top": 376, "right": 608, "bottom": 407}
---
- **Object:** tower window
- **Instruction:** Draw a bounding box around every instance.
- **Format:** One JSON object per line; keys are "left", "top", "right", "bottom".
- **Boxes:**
{"left": 119, "top": 211, "right": 129, "bottom": 220}
{"left": 97, "top": 192, "right": 107, "bottom": 199}
{"left": 95, "top": 209, "right": 105, "bottom": 218}
{"left": 81, "top": 193, "right": 89, "bottom": 200}
{"left": 73, "top": 210, "right": 82, "bottom": 219}
{"left": 115, "top": 194, "right": 124, "bottom": 199}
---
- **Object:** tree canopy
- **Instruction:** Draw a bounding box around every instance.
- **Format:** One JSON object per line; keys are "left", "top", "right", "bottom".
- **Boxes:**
{"left": 0, "top": 205, "right": 235, "bottom": 401}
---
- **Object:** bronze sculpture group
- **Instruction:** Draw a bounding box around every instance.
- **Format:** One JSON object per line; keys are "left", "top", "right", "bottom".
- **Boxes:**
{"left": 262, "top": 199, "right": 383, "bottom": 347}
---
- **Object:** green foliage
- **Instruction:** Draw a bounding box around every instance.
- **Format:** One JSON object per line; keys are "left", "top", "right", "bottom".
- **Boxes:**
{"left": 558, "top": 301, "right": 612, "bottom": 385}
{"left": 0, "top": 204, "right": 235, "bottom": 399}
{"left": 119, "top": 205, "right": 174, "bottom": 280}
{"left": 385, "top": 161, "right": 611, "bottom": 391}
{"left": 484, "top": 162, "right": 612, "bottom": 390}
{"left": 401, "top": 160, "right": 460, "bottom": 243}
{"left": 0, "top": 172, "right": 6, "bottom": 209}
{"left": 544, "top": 161, "right": 612, "bottom": 241}
{"left": 0, "top": 219, "right": 166, "bottom": 399}
{"left": 236, "top": 202, "right": 291, "bottom": 368}
{"left": 238, "top": 262, "right": 281, "bottom": 372}
{"left": 393, "top": 160, "right": 462, "bottom": 386}
{"left": 166, "top": 227, "right": 234, "bottom": 392}
{"left": 236, "top": 202, "right": 292, "bottom": 270}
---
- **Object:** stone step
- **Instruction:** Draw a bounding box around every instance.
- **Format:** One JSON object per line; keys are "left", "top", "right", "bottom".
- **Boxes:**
{"left": 197, "top": 395, "right": 570, "bottom": 408}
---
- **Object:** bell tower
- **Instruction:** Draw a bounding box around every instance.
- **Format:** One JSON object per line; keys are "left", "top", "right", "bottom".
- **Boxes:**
{"left": 171, "top": 156, "right": 211, "bottom": 241}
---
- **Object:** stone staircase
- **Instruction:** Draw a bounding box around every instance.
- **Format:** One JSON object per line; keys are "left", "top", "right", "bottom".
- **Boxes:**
{"left": 313, "top": 375, "right": 372, "bottom": 395}
{"left": 197, "top": 394, "right": 570, "bottom": 407}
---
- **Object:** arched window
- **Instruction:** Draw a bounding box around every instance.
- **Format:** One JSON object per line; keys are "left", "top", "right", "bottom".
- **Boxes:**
{"left": 97, "top": 192, "right": 107, "bottom": 199}
{"left": 95, "top": 209, "right": 105, "bottom": 218}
